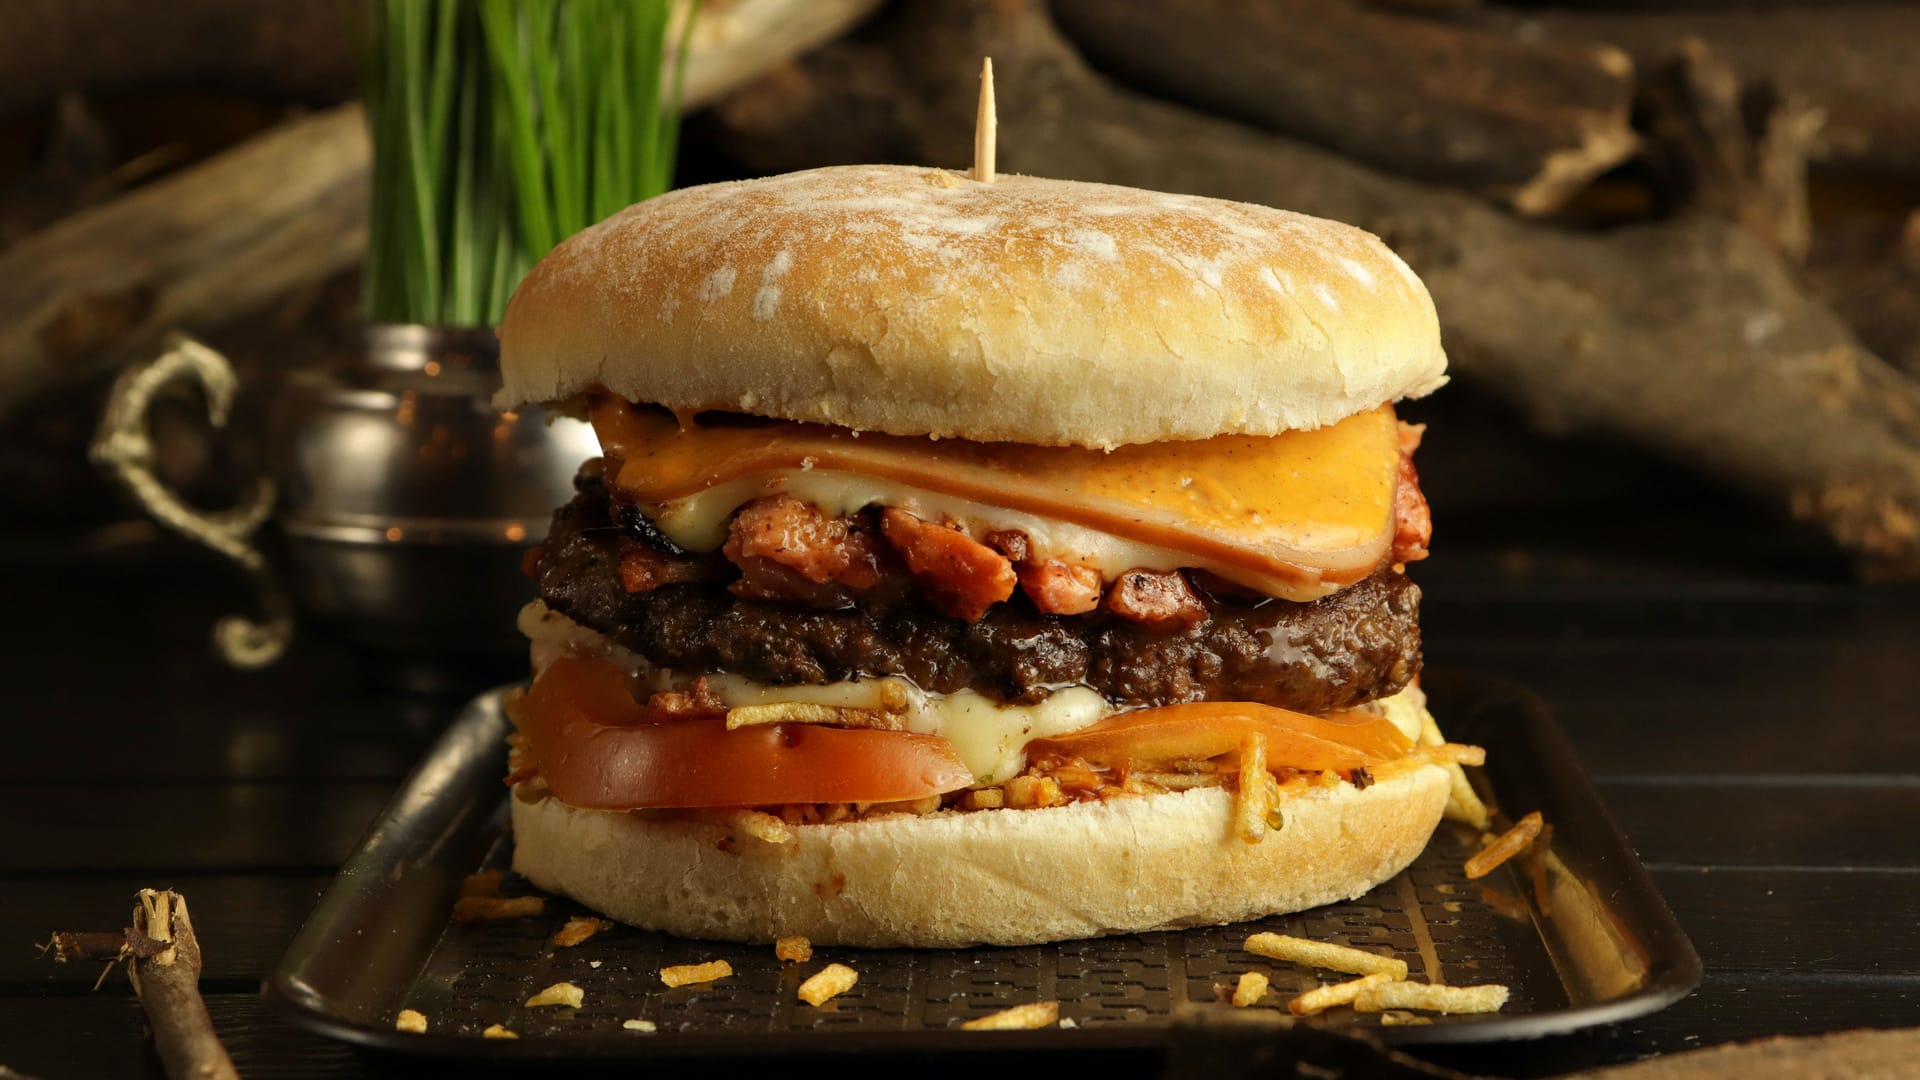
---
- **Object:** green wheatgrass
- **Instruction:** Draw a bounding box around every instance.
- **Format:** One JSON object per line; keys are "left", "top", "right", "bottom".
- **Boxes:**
{"left": 362, "top": 0, "right": 695, "bottom": 326}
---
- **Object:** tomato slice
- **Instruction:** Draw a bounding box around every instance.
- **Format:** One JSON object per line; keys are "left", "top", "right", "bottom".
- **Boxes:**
{"left": 1025, "top": 701, "right": 1412, "bottom": 774}
{"left": 519, "top": 657, "right": 975, "bottom": 809}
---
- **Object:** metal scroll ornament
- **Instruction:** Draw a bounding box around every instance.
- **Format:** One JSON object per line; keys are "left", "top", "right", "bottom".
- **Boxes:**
{"left": 91, "top": 334, "right": 291, "bottom": 668}
{"left": 91, "top": 326, "right": 596, "bottom": 669}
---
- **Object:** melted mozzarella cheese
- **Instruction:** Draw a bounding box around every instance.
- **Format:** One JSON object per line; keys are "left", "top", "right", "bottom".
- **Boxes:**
{"left": 589, "top": 399, "right": 1402, "bottom": 602}
{"left": 1365, "top": 683, "right": 1428, "bottom": 746}
{"left": 703, "top": 673, "right": 1108, "bottom": 784}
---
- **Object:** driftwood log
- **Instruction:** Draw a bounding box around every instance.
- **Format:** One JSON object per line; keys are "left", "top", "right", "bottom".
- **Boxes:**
{"left": 709, "top": 0, "right": 1920, "bottom": 578}
{"left": 0, "top": 104, "right": 369, "bottom": 422}
{"left": 0, "top": 0, "right": 881, "bottom": 116}
{"left": 1806, "top": 213, "right": 1920, "bottom": 382}
{"left": 1050, "top": 0, "right": 1637, "bottom": 215}
{"left": 0, "top": 0, "right": 879, "bottom": 118}
{"left": 0, "top": 0, "right": 356, "bottom": 114}
{"left": 1638, "top": 41, "right": 1822, "bottom": 263}
{"left": 1500, "top": 4, "right": 1920, "bottom": 177}
{"left": 678, "top": 0, "right": 883, "bottom": 110}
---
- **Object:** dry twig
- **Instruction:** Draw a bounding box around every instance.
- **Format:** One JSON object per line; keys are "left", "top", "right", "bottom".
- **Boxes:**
{"left": 0, "top": 105, "right": 368, "bottom": 420}
{"left": 43, "top": 890, "right": 237, "bottom": 1080}
{"left": 1505, "top": 4, "right": 1920, "bottom": 178}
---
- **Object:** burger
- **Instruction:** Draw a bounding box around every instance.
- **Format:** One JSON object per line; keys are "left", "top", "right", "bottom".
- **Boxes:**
{"left": 494, "top": 164, "right": 1472, "bottom": 948}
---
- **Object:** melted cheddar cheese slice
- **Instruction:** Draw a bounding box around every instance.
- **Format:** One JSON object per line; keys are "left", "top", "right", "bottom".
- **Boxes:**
{"left": 588, "top": 398, "right": 1402, "bottom": 601}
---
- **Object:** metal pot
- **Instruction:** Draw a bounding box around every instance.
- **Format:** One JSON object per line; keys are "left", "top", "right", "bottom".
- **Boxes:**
{"left": 92, "top": 325, "right": 596, "bottom": 668}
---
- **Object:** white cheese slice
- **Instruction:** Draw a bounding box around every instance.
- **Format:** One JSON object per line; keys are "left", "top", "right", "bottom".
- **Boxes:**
{"left": 653, "top": 470, "right": 1339, "bottom": 601}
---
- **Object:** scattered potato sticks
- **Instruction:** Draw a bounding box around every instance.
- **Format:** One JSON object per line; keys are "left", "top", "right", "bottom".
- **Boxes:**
{"left": 1286, "top": 972, "right": 1395, "bottom": 1016}
{"left": 1477, "top": 884, "right": 1531, "bottom": 921}
{"left": 394, "top": 1009, "right": 428, "bottom": 1033}
{"left": 961, "top": 1001, "right": 1060, "bottom": 1030}
{"left": 797, "top": 963, "right": 859, "bottom": 1007}
{"left": 1427, "top": 743, "right": 1487, "bottom": 767}
{"left": 459, "top": 871, "right": 504, "bottom": 898}
{"left": 1419, "top": 711, "right": 1492, "bottom": 828}
{"left": 729, "top": 809, "right": 793, "bottom": 845}
{"left": 481, "top": 1024, "right": 518, "bottom": 1039}
{"left": 726, "top": 702, "right": 905, "bottom": 730}
{"left": 1528, "top": 822, "right": 1557, "bottom": 916}
{"left": 1234, "top": 733, "right": 1272, "bottom": 844}
{"left": 659, "top": 960, "right": 733, "bottom": 988}
{"left": 1442, "top": 763, "right": 1492, "bottom": 829}
{"left": 452, "top": 895, "right": 544, "bottom": 922}
{"left": 1466, "top": 811, "right": 1545, "bottom": 879}
{"left": 1231, "top": 971, "right": 1270, "bottom": 1007}
{"left": 524, "top": 982, "right": 584, "bottom": 1008}
{"left": 775, "top": 936, "right": 813, "bottom": 963}
{"left": 1243, "top": 932, "right": 1409, "bottom": 979}
{"left": 1354, "top": 981, "right": 1510, "bottom": 1015}
{"left": 550, "top": 916, "right": 611, "bottom": 948}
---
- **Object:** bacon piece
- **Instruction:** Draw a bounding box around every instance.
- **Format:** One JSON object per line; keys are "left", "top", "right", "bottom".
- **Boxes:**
{"left": 618, "top": 545, "right": 718, "bottom": 594}
{"left": 723, "top": 496, "right": 891, "bottom": 607}
{"left": 1105, "top": 569, "right": 1208, "bottom": 628}
{"left": 879, "top": 508, "right": 1016, "bottom": 622}
{"left": 984, "top": 530, "right": 1103, "bottom": 615}
{"left": 982, "top": 529, "right": 1031, "bottom": 563}
{"left": 726, "top": 495, "right": 879, "bottom": 586}
{"left": 646, "top": 676, "right": 727, "bottom": 721}
{"left": 837, "top": 528, "right": 886, "bottom": 590}
{"left": 1393, "top": 421, "right": 1432, "bottom": 565}
{"left": 1018, "top": 560, "right": 1104, "bottom": 615}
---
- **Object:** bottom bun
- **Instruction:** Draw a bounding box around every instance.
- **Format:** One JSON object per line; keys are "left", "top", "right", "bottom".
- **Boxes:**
{"left": 510, "top": 764, "right": 1450, "bottom": 948}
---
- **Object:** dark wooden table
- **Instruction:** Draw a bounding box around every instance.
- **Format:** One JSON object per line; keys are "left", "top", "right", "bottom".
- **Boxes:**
{"left": 6, "top": 403, "right": 1918, "bottom": 1078}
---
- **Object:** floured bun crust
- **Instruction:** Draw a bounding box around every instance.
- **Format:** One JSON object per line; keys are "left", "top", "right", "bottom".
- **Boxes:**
{"left": 510, "top": 764, "right": 1450, "bottom": 948}
{"left": 497, "top": 165, "right": 1446, "bottom": 448}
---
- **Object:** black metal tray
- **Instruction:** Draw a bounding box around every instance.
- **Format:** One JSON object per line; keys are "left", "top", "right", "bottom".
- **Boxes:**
{"left": 266, "top": 670, "right": 1699, "bottom": 1059}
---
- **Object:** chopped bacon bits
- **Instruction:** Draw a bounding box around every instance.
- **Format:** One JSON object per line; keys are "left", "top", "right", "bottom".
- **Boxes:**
{"left": 878, "top": 508, "right": 1016, "bottom": 622}
{"left": 723, "top": 496, "right": 890, "bottom": 607}
{"left": 982, "top": 529, "right": 1031, "bottom": 563}
{"left": 1393, "top": 421, "right": 1432, "bottom": 565}
{"left": 618, "top": 546, "right": 716, "bottom": 594}
{"left": 1104, "top": 569, "right": 1208, "bottom": 628}
{"left": 645, "top": 676, "right": 727, "bottom": 721}
{"left": 1016, "top": 559, "right": 1104, "bottom": 616}
{"left": 985, "top": 530, "right": 1101, "bottom": 615}
{"left": 727, "top": 495, "right": 878, "bottom": 587}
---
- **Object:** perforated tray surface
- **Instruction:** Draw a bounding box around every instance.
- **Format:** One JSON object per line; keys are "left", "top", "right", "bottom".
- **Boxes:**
{"left": 268, "top": 671, "right": 1699, "bottom": 1059}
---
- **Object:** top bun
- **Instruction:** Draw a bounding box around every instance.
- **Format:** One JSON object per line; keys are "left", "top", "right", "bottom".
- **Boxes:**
{"left": 497, "top": 165, "right": 1445, "bottom": 448}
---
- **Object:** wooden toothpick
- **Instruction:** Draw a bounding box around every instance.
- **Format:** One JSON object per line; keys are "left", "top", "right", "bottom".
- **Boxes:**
{"left": 973, "top": 56, "right": 996, "bottom": 183}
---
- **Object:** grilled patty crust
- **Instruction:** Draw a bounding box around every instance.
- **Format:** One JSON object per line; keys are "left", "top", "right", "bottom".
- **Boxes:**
{"left": 537, "top": 478, "right": 1422, "bottom": 711}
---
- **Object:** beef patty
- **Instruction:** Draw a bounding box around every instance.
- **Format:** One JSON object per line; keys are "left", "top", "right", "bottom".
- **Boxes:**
{"left": 536, "top": 479, "right": 1422, "bottom": 712}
